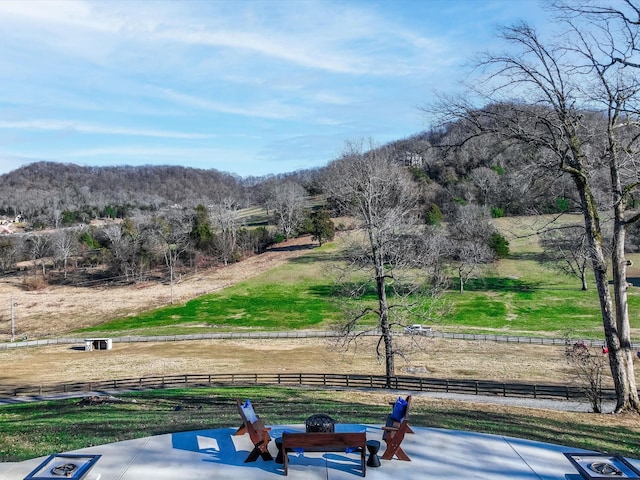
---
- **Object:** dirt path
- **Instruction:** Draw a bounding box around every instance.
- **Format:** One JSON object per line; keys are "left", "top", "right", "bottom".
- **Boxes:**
{"left": 0, "top": 236, "right": 317, "bottom": 340}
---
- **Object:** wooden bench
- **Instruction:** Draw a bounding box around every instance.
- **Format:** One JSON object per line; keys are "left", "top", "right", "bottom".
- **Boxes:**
{"left": 281, "top": 432, "right": 367, "bottom": 476}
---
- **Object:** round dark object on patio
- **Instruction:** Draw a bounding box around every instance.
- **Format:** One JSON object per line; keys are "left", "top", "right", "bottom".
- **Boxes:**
{"left": 305, "top": 413, "right": 335, "bottom": 433}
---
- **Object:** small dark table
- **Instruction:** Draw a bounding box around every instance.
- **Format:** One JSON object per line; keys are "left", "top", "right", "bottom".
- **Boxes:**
{"left": 275, "top": 437, "right": 284, "bottom": 464}
{"left": 366, "top": 440, "right": 381, "bottom": 467}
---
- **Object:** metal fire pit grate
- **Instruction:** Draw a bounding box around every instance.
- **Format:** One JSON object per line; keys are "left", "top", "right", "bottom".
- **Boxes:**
{"left": 564, "top": 453, "right": 640, "bottom": 479}
{"left": 24, "top": 454, "right": 101, "bottom": 480}
{"left": 305, "top": 413, "right": 335, "bottom": 433}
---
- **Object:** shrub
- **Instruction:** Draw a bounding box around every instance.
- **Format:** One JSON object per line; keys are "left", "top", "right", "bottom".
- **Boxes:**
{"left": 489, "top": 232, "right": 510, "bottom": 258}
{"left": 426, "top": 204, "right": 444, "bottom": 226}
{"left": 556, "top": 197, "right": 570, "bottom": 212}
{"left": 21, "top": 277, "right": 48, "bottom": 291}
{"left": 490, "top": 207, "right": 504, "bottom": 218}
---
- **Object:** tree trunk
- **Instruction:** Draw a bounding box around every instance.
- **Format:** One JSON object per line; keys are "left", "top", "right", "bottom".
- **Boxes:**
{"left": 370, "top": 231, "right": 394, "bottom": 386}
{"left": 574, "top": 173, "right": 639, "bottom": 413}
{"left": 610, "top": 182, "right": 640, "bottom": 412}
{"left": 377, "top": 267, "right": 394, "bottom": 387}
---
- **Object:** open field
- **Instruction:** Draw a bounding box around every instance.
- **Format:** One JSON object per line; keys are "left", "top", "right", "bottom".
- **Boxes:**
{"left": 1, "top": 216, "right": 640, "bottom": 462}
{"left": 0, "top": 235, "right": 318, "bottom": 340}
{"left": 2, "top": 215, "right": 639, "bottom": 340}
{"left": 0, "top": 336, "right": 583, "bottom": 387}
{"left": 1, "top": 216, "right": 640, "bottom": 388}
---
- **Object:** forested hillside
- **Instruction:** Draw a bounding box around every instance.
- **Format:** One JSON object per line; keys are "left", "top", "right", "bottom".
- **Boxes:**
{"left": 0, "top": 163, "right": 247, "bottom": 223}
{"left": 0, "top": 104, "right": 584, "bottom": 227}
{"left": 1, "top": 103, "right": 639, "bottom": 288}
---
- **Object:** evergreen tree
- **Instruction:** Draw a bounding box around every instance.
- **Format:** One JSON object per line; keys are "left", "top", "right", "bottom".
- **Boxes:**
{"left": 190, "top": 204, "right": 213, "bottom": 249}
{"left": 310, "top": 208, "right": 335, "bottom": 246}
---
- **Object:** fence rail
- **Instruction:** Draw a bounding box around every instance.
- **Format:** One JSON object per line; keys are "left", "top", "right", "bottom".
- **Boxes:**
{"left": 2, "top": 330, "right": 636, "bottom": 350}
{"left": 0, "top": 372, "right": 622, "bottom": 402}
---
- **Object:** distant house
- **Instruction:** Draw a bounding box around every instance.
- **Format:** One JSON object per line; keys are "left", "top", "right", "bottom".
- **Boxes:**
{"left": 398, "top": 151, "right": 425, "bottom": 168}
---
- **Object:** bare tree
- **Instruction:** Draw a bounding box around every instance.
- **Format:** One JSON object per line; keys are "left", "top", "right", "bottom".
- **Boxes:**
{"left": 52, "top": 229, "right": 78, "bottom": 279}
{"left": 469, "top": 167, "right": 500, "bottom": 206}
{"left": 553, "top": 0, "right": 640, "bottom": 68}
{"left": 432, "top": 14, "right": 640, "bottom": 411}
{"left": 627, "top": 219, "right": 640, "bottom": 253}
{"left": 148, "top": 215, "right": 190, "bottom": 304}
{"left": 0, "top": 236, "right": 21, "bottom": 273}
{"left": 565, "top": 336, "right": 607, "bottom": 413}
{"left": 24, "top": 233, "right": 51, "bottom": 278}
{"left": 100, "top": 219, "right": 150, "bottom": 282}
{"left": 540, "top": 225, "right": 592, "bottom": 290}
{"left": 322, "top": 140, "right": 439, "bottom": 384}
{"left": 447, "top": 204, "right": 496, "bottom": 294}
{"left": 271, "top": 181, "right": 307, "bottom": 239}
{"left": 210, "top": 199, "right": 240, "bottom": 266}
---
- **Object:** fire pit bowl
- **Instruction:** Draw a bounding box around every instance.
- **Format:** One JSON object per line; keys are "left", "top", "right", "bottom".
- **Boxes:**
{"left": 24, "top": 454, "right": 101, "bottom": 480}
{"left": 564, "top": 453, "right": 640, "bottom": 479}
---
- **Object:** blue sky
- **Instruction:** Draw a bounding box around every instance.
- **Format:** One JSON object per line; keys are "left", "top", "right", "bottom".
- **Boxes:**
{"left": 0, "top": 0, "right": 549, "bottom": 178}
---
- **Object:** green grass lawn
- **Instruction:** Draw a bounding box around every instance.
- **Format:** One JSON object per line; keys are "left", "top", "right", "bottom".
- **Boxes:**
{"left": 78, "top": 219, "right": 640, "bottom": 340}
{"left": 79, "top": 248, "right": 344, "bottom": 335}
{"left": 1, "top": 386, "right": 638, "bottom": 462}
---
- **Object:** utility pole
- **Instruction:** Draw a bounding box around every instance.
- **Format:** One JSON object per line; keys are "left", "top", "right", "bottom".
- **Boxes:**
{"left": 10, "top": 295, "right": 15, "bottom": 342}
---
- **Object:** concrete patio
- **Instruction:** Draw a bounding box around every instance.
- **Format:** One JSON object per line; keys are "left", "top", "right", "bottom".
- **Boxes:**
{"left": 1, "top": 424, "right": 638, "bottom": 480}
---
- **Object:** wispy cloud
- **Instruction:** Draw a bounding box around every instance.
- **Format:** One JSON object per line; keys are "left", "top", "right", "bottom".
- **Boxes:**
{"left": 152, "top": 88, "right": 307, "bottom": 120}
{"left": 0, "top": 0, "right": 441, "bottom": 76}
{"left": 65, "top": 145, "right": 232, "bottom": 158}
{"left": 0, "top": 120, "right": 213, "bottom": 139}
{"left": 0, "top": 0, "right": 551, "bottom": 177}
